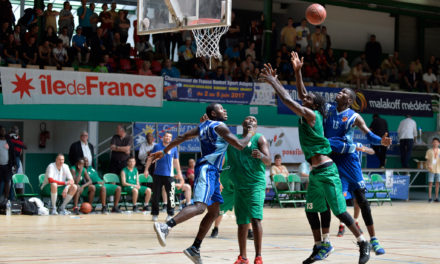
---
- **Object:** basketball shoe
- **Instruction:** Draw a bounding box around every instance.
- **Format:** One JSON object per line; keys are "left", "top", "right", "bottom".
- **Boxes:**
{"left": 254, "top": 256, "right": 263, "bottom": 264}
{"left": 303, "top": 245, "right": 320, "bottom": 264}
{"left": 314, "top": 241, "right": 334, "bottom": 260}
{"left": 358, "top": 240, "right": 371, "bottom": 264}
{"left": 370, "top": 237, "right": 385, "bottom": 255}
{"left": 337, "top": 224, "right": 345, "bottom": 237}
{"left": 154, "top": 222, "right": 170, "bottom": 247}
{"left": 210, "top": 227, "right": 219, "bottom": 238}
{"left": 183, "top": 246, "right": 202, "bottom": 264}
{"left": 234, "top": 255, "right": 249, "bottom": 264}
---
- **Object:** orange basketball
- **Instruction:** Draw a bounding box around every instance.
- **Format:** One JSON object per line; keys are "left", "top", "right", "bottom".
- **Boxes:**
{"left": 306, "top": 3, "right": 327, "bottom": 25}
{"left": 80, "top": 202, "right": 92, "bottom": 214}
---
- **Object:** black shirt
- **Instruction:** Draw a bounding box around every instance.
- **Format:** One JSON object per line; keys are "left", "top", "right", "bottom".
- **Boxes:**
{"left": 110, "top": 134, "right": 133, "bottom": 162}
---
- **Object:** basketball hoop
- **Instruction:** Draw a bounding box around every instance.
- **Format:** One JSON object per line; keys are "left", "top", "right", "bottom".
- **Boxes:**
{"left": 190, "top": 18, "right": 229, "bottom": 68}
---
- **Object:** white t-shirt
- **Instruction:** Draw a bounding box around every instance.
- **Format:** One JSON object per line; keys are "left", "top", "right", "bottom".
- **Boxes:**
{"left": 339, "top": 57, "right": 351, "bottom": 75}
{"left": 423, "top": 73, "right": 437, "bottom": 83}
{"left": 81, "top": 142, "right": 92, "bottom": 165}
{"left": 397, "top": 118, "right": 417, "bottom": 140}
{"left": 41, "top": 162, "right": 73, "bottom": 189}
{"left": 295, "top": 26, "right": 310, "bottom": 50}
{"left": 138, "top": 142, "right": 155, "bottom": 165}
{"left": 59, "top": 35, "right": 70, "bottom": 47}
{"left": 53, "top": 47, "right": 67, "bottom": 62}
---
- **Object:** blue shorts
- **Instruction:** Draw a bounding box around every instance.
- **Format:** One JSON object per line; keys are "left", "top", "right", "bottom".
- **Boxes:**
{"left": 193, "top": 162, "right": 223, "bottom": 206}
{"left": 331, "top": 153, "right": 366, "bottom": 200}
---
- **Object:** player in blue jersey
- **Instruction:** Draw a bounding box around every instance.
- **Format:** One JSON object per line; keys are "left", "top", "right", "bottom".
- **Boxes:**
{"left": 291, "top": 51, "right": 391, "bottom": 256}
{"left": 150, "top": 103, "right": 256, "bottom": 264}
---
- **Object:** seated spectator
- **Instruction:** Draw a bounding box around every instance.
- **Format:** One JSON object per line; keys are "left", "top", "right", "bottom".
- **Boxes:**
{"left": 112, "top": 32, "right": 130, "bottom": 59}
{"left": 351, "top": 53, "right": 370, "bottom": 72}
{"left": 338, "top": 51, "right": 351, "bottom": 77}
{"left": 297, "top": 161, "right": 310, "bottom": 190}
{"left": 350, "top": 63, "right": 368, "bottom": 90}
{"left": 24, "top": 24, "right": 39, "bottom": 44}
{"left": 423, "top": 67, "right": 438, "bottom": 93}
{"left": 240, "top": 54, "right": 255, "bottom": 74}
{"left": 402, "top": 63, "right": 421, "bottom": 92}
{"left": 224, "top": 44, "right": 240, "bottom": 60}
{"left": 43, "top": 26, "right": 59, "bottom": 48}
{"left": 138, "top": 60, "right": 154, "bottom": 75}
{"left": 178, "top": 37, "right": 196, "bottom": 75}
{"left": 93, "top": 58, "right": 109, "bottom": 73}
{"left": 245, "top": 41, "right": 256, "bottom": 61}
{"left": 412, "top": 58, "right": 423, "bottom": 75}
{"left": 12, "top": 25, "right": 21, "bottom": 47}
{"left": 186, "top": 158, "right": 195, "bottom": 188}
{"left": 84, "top": 157, "right": 121, "bottom": 213}
{"left": 224, "top": 67, "right": 233, "bottom": 81}
{"left": 252, "top": 67, "right": 260, "bottom": 81}
{"left": 72, "top": 26, "right": 90, "bottom": 64}
{"left": 59, "top": 27, "right": 70, "bottom": 48}
{"left": 174, "top": 173, "right": 192, "bottom": 208}
{"left": 0, "top": 21, "right": 11, "bottom": 45}
{"left": 52, "top": 39, "right": 69, "bottom": 68}
{"left": 369, "top": 68, "right": 388, "bottom": 86}
{"left": 238, "top": 40, "right": 246, "bottom": 61}
{"left": 4, "top": 34, "right": 19, "bottom": 64}
{"left": 326, "top": 48, "right": 337, "bottom": 80}
{"left": 240, "top": 67, "right": 254, "bottom": 82}
{"left": 270, "top": 154, "right": 289, "bottom": 190}
{"left": 20, "top": 35, "right": 37, "bottom": 66}
{"left": 70, "top": 158, "right": 96, "bottom": 215}
{"left": 426, "top": 55, "right": 437, "bottom": 74}
{"left": 209, "top": 66, "right": 225, "bottom": 80}
{"left": 121, "top": 157, "right": 152, "bottom": 212}
{"left": 38, "top": 40, "right": 52, "bottom": 67}
{"left": 160, "top": 59, "right": 180, "bottom": 77}
{"left": 381, "top": 55, "right": 398, "bottom": 83}
{"left": 193, "top": 60, "right": 207, "bottom": 79}
{"left": 392, "top": 51, "right": 404, "bottom": 73}
{"left": 102, "top": 54, "right": 114, "bottom": 72}
{"left": 136, "top": 35, "right": 154, "bottom": 60}
{"left": 41, "top": 154, "right": 78, "bottom": 215}
{"left": 315, "top": 48, "right": 328, "bottom": 80}
{"left": 303, "top": 46, "right": 318, "bottom": 80}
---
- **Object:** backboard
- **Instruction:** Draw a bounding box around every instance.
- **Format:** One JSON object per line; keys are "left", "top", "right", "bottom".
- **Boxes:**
{"left": 137, "top": 0, "right": 231, "bottom": 35}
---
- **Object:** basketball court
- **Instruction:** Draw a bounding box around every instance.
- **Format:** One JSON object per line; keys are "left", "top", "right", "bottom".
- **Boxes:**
{"left": 0, "top": 202, "right": 437, "bottom": 263}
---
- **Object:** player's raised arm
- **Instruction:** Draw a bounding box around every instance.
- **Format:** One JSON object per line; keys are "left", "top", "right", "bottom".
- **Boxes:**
{"left": 215, "top": 123, "right": 255, "bottom": 151}
{"left": 260, "top": 63, "right": 316, "bottom": 125}
{"left": 354, "top": 114, "right": 392, "bottom": 147}
{"left": 290, "top": 51, "right": 308, "bottom": 101}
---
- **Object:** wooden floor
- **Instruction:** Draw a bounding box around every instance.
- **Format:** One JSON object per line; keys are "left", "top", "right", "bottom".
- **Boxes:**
{"left": 0, "top": 201, "right": 438, "bottom": 264}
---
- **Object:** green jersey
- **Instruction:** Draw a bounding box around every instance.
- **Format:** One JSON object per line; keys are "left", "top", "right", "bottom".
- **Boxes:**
{"left": 86, "top": 167, "right": 102, "bottom": 183}
{"left": 298, "top": 110, "right": 332, "bottom": 161}
{"left": 123, "top": 167, "right": 138, "bottom": 185}
{"left": 70, "top": 166, "right": 86, "bottom": 184}
{"left": 228, "top": 133, "right": 266, "bottom": 190}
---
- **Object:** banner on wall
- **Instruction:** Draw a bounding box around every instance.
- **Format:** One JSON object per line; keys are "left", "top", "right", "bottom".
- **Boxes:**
{"left": 278, "top": 86, "right": 433, "bottom": 117}
{"left": 133, "top": 122, "right": 237, "bottom": 153}
{"left": 163, "top": 76, "right": 276, "bottom": 105}
{"left": 1, "top": 68, "right": 163, "bottom": 106}
{"left": 238, "top": 126, "right": 305, "bottom": 163}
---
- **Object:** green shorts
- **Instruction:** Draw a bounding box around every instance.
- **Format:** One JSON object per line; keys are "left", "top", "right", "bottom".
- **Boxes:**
{"left": 234, "top": 188, "right": 265, "bottom": 225}
{"left": 219, "top": 169, "right": 235, "bottom": 215}
{"left": 99, "top": 183, "right": 120, "bottom": 196}
{"left": 305, "top": 163, "right": 346, "bottom": 216}
{"left": 122, "top": 186, "right": 149, "bottom": 196}
{"left": 41, "top": 184, "right": 66, "bottom": 196}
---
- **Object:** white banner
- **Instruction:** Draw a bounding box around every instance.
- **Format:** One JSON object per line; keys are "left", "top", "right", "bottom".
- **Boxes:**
{"left": 1, "top": 68, "right": 163, "bottom": 107}
{"left": 238, "top": 126, "right": 305, "bottom": 163}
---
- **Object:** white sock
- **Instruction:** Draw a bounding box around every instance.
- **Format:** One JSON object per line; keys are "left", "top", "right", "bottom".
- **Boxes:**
{"left": 322, "top": 233, "right": 330, "bottom": 243}
{"left": 60, "top": 194, "right": 73, "bottom": 209}
{"left": 51, "top": 193, "right": 57, "bottom": 209}
{"left": 357, "top": 235, "right": 366, "bottom": 242}
{"left": 354, "top": 218, "right": 358, "bottom": 223}
{"left": 340, "top": 222, "right": 345, "bottom": 226}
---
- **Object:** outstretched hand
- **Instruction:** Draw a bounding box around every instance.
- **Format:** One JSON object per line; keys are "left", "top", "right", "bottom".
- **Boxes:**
{"left": 290, "top": 51, "right": 304, "bottom": 72}
{"left": 149, "top": 151, "right": 164, "bottom": 163}
{"left": 381, "top": 132, "right": 392, "bottom": 147}
{"left": 259, "top": 63, "right": 278, "bottom": 84}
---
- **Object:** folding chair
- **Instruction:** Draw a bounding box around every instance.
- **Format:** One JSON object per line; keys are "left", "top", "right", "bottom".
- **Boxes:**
{"left": 270, "top": 174, "right": 297, "bottom": 208}
{"left": 103, "top": 173, "right": 128, "bottom": 210}
{"left": 369, "top": 174, "right": 392, "bottom": 206}
{"left": 12, "top": 174, "right": 39, "bottom": 200}
{"left": 287, "top": 174, "right": 307, "bottom": 207}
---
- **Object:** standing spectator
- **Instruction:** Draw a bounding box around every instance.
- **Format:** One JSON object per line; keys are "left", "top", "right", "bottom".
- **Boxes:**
{"left": 403, "top": 63, "right": 421, "bottom": 92}
{"left": 310, "top": 26, "right": 324, "bottom": 53}
{"left": 90, "top": 27, "right": 110, "bottom": 65}
{"left": 20, "top": 35, "right": 37, "bottom": 66}
{"left": 109, "top": 125, "right": 133, "bottom": 175}
{"left": 0, "top": 0, "right": 14, "bottom": 32}
{"left": 44, "top": 3, "right": 59, "bottom": 32}
{"left": 145, "top": 132, "right": 183, "bottom": 222}
{"left": 38, "top": 40, "right": 52, "bottom": 67}
{"left": 298, "top": 161, "right": 310, "bottom": 190}
{"left": 109, "top": 2, "right": 118, "bottom": 24}
{"left": 247, "top": 19, "right": 262, "bottom": 59}
{"left": 138, "top": 132, "right": 155, "bottom": 169}
{"left": 178, "top": 37, "right": 196, "bottom": 75}
{"left": 270, "top": 154, "right": 289, "bottom": 190}
{"left": 52, "top": 39, "right": 69, "bottom": 68}
{"left": 0, "top": 21, "right": 12, "bottom": 47}
{"left": 58, "top": 1, "right": 74, "bottom": 39}
{"left": 397, "top": 115, "right": 417, "bottom": 168}
{"left": 186, "top": 158, "right": 195, "bottom": 188}
{"left": 321, "top": 26, "right": 331, "bottom": 51}
{"left": 369, "top": 114, "right": 389, "bottom": 168}
{"left": 365, "top": 34, "right": 382, "bottom": 71}
{"left": 423, "top": 67, "right": 438, "bottom": 93}
{"left": 280, "top": 17, "right": 297, "bottom": 51}
{"left": 89, "top": 3, "right": 99, "bottom": 34}
{"left": 121, "top": 157, "right": 152, "bottom": 212}
{"left": 338, "top": 51, "right": 351, "bottom": 77}
{"left": 114, "top": 10, "right": 130, "bottom": 44}
{"left": 8, "top": 126, "right": 26, "bottom": 174}
{"left": 77, "top": 0, "right": 93, "bottom": 41}
{"left": 295, "top": 18, "right": 310, "bottom": 52}
{"left": 224, "top": 11, "right": 240, "bottom": 48}
{"left": 160, "top": 59, "right": 180, "bottom": 78}
{"left": 68, "top": 130, "right": 94, "bottom": 168}
{"left": 72, "top": 26, "right": 90, "bottom": 64}
{"left": 17, "top": 8, "right": 42, "bottom": 40}
{"left": 99, "top": 3, "right": 113, "bottom": 39}
{"left": 425, "top": 138, "right": 440, "bottom": 202}
{"left": 0, "top": 126, "right": 16, "bottom": 199}
{"left": 4, "top": 34, "right": 19, "bottom": 64}
{"left": 40, "top": 154, "right": 77, "bottom": 215}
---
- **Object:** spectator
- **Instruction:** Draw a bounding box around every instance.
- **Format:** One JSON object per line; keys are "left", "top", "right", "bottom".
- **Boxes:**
{"left": 369, "top": 114, "right": 389, "bottom": 168}
{"left": 43, "top": 26, "right": 58, "bottom": 47}
{"left": 12, "top": 24, "right": 21, "bottom": 47}
{"left": 89, "top": 3, "right": 99, "bottom": 34}
{"left": 0, "top": 21, "right": 11, "bottom": 47}
{"left": 280, "top": 17, "right": 296, "bottom": 50}
{"left": 297, "top": 161, "right": 310, "bottom": 190}
{"left": 224, "top": 11, "right": 240, "bottom": 48}
{"left": 8, "top": 126, "right": 26, "bottom": 174}
{"left": 114, "top": 10, "right": 130, "bottom": 44}
{"left": 426, "top": 55, "right": 437, "bottom": 74}
{"left": 109, "top": 2, "right": 118, "bottom": 24}
{"left": 99, "top": 3, "right": 113, "bottom": 38}
{"left": 0, "top": 0, "right": 14, "bottom": 32}
{"left": 58, "top": 1, "right": 74, "bottom": 39}
{"left": 209, "top": 66, "right": 225, "bottom": 81}
{"left": 240, "top": 55, "right": 255, "bottom": 74}
{"left": 240, "top": 67, "right": 254, "bottom": 82}
{"left": 109, "top": 125, "right": 133, "bottom": 175}
{"left": 425, "top": 138, "right": 440, "bottom": 202}
{"left": 315, "top": 48, "right": 328, "bottom": 81}
{"left": 368, "top": 68, "right": 388, "bottom": 86}
{"left": 90, "top": 27, "right": 109, "bottom": 65}
{"left": 69, "top": 130, "right": 94, "bottom": 167}
{"left": 403, "top": 63, "right": 421, "bottom": 92}
{"left": 84, "top": 157, "right": 122, "bottom": 213}
{"left": 17, "top": 8, "right": 42, "bottom": 39}
{"left": 338, "top": 51, "right": 351, "bottom": 77}
{"left": 397, "top": 115, "right": 417, "bottom": 168}
{"left": 44, "top": 3, "right": 59, "bottom": 32}
{"left": 59, "top": 27, "right": 70, "bottom": 48}
{"left": 224, "top": 44, "right": 240, "bottom": 60}
{"left": 20, "top": 35, "right": 37, "bottom": 66}
{"left": 0, "top": 126, "right": 16, "bottom": 199}
{"left": 93, "top": 57, "right": 109, "bottom": 73}
{"left": 350, "top": 63, "right": 368, "bottom": 90}
{"left": 136, "top": 35, "right": 154, "bottom": 60}
{"left": 321, "top": 26, "right": 331, "bottom": 51}
{"left": 138, "top": 132, "right": 156, "bottom": 169}
{"left": 392, "top": 51, "right": 404, "bottom": 73}
{"left": 310, "top": 26, "right": 324, "bottom": 53}
{"left": 121, "top": 157, "right": 152, "bottom": 212}
{"left": 247, "top": 20, "right": 262, "bottom": 59}
{"left": 77, "top": 0, "right": 93, "bottom": 40}
{"left": 186, "top": 158, "right": 195, "bottom": 188}
{"left": 52, "top": 39, "right": 69, "bottom": 68}
{"left": 138, "top": 60, "right": 154, "bottom": 76}
{"left": 412, "top": 58, "right": 423, "bottom": 75}
{"left": 302, "top": 46, "right": 319, "bottom": 80}
{"left": 380, "top": 55, "right": 398, "bottom": 83}
{"left": 70, "top": 158, "right": 96, "bottom": 215}
{"left": 145, "top": 132, "right": 183, "bottom": 221}
{"left": 270, "top": 154, "right": 289, "bottom": 190}
{"left": 295, "top": 18, "right": 310, "bottom": 52}
{"left": 245, "top": 42, "right": 256, "bottom": 61}
{"left": 160, "top": 59, "right": 180, "bottom": 78}
{"left": 38, "top": 40, "right": 52, "bottom": 67}
{"left": 4, "top": 34, "right": 19, "bottom": 64}
{"left": 251, "top": 67, "right": 260, "bottom": 81}
{"left": 365, "top": 34, "right": 382, "bottom": 71}
{"left": 178, "top": 37, "right": 196, "bottom": 75}
{"left": 72, "top": 26, "right": 90, "bottom": 64}
{"left": 24, "top": 24, "right": 39, "bottom": 44}
{"left": 40, "top": 154, "right": 78, "bottom": 215}
{"left": 174, "top": 172, "right": 192, "bottom": 209}
{"left": 423, "top": 67, "right": 438, "bottom": 93}
{"left": 112, "top": 32, "right": 130, "bottom": 59}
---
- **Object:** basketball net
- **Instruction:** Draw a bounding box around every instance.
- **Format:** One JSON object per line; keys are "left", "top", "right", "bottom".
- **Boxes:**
{"left": 192, "top": 25, "right": 229, "bottom": 69}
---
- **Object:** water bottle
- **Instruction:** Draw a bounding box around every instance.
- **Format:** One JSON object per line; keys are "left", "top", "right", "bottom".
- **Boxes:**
{"left": 6, "top": 200, "right": 11, "bottom": 216}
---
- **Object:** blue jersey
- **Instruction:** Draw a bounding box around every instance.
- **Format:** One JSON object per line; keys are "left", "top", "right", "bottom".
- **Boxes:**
{"left": 324, "top": 103, "right": 359, "bottom": 144}
{"left": 198, "top": 120, "right": 229, "bottom": 170}
{"left": 152, "top": 142, "right": 178, "bottom": 176}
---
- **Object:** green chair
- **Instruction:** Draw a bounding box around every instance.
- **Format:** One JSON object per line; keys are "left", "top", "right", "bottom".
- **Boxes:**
{"left": 103, "top": 173, "right": 128, "bottom": 210}
{"left": 12, "top": 174, "right": 39, "bottom": 199}
{"left": 271, "top": 174, "right": 298, "bottom": 208}
{"left": 287, "top": 174, "right": 307, "bottom": 207}
{"left": 369, "top": 174, "right": 392, "bottom": 206}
